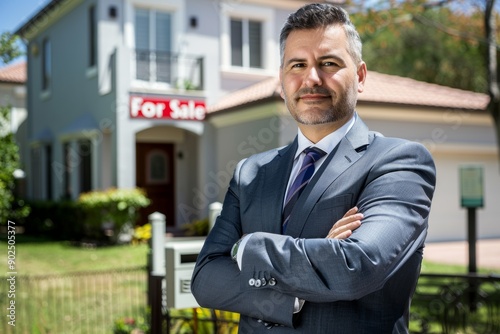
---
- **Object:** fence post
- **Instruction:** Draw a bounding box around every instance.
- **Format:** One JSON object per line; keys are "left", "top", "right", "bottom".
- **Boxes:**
{"left": 149, "top": 212, "right": 166, "bottom": 334}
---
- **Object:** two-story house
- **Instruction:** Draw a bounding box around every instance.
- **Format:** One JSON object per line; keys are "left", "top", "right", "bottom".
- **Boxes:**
{"left": 16, "top": 0, "right": 499, "bottom": 241}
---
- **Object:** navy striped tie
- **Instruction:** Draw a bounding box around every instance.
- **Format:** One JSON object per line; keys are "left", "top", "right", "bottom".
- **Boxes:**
{"left": 282, "top": 147, "right": 326, "bottom": 233}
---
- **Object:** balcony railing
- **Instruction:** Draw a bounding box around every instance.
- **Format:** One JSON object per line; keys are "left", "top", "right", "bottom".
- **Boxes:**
{"left": 135, "top": 49, "right": 204, "bottom": 90}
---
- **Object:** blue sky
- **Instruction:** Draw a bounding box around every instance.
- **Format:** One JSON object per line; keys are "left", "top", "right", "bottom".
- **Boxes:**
{"left": 0, "top": 0, "right": 50, "bottom": 33}
{"left": 0, "top": 0, "right": 50, "bottom": 66}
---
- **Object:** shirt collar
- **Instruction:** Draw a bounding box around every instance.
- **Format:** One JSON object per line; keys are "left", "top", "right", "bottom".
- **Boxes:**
{"left": 295, "top": 113, "right": 357, "bottom": 159}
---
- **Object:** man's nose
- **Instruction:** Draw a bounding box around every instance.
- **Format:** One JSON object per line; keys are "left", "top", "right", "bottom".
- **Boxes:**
{"left": 304, "top": 66, "right": 322, "bottom": 87}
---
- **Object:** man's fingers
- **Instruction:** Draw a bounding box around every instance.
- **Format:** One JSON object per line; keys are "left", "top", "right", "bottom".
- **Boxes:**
{"left": 327, "top": 220, "right": 361, "bottom": 239}
{"left": 332, "top": 213, "right": 363, "bottom": 230}
{"left": 327, "top": 229, "right": 352, "bottom": 239}
{"left": 342, "top": 206, "right": 358, "bottom": 218}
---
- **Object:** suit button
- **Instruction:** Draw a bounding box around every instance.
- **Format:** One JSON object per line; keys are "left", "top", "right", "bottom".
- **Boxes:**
{"left": 248, "top": 278, "right": 256, "bottom": 286}
{"left": 260, "top": 278, "right": 267, "bottom": 286}
{"left": 269, "top": 278, "right": 276, "bottom": 286}
{"left": 255, "top": 279, "right": 262, "bottom": 288}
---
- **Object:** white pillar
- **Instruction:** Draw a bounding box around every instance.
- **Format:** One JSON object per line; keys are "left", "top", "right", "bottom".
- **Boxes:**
{"left": 208, "top": 202, "right": 222, "bottom": 231}
{"left": 149, "top": 211, "right": 166, "bottom": 276}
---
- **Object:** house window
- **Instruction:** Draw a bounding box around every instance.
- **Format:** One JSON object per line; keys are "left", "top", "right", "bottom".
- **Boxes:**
{"left": 31, "top": 147, "right": 42, "bottom": 199}
{"left": 135, "top": 8, "right": 172, "bottom": 82}
{"left": 230, "top": 18, "right": 262, "bottom": 69}
{"left": 31, "top": 145, "right": 53, "bottom": 200}
{"left": 42, "top": 38, "right": 51, "bottom": 91}
{"left": 146, "top": 150, "right": 169, "bottom": 184}
{"left": 88, "top": 5, "right": 97, "bottom": 68}
{"left": 45, "top": 145, "right": 53, "bottom": 199}
{"left": 79, "top": 140, "right": 92, "bottom": 193}
{"left": 63, "top": 142, "right": 72, "bottom": 199}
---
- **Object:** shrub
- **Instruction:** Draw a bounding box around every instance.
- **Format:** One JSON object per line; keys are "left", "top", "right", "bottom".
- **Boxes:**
{"left": 0, "top": 106, "right": 30, "bottom": 223}
{"left": 78, "top": 188, "right": 151, "bottom": 244}
{"left": 113, "top": 315, "right": 149, "bottom": 334}
{"left": 182, "top": 218, "right": 209, "bottom": 236}
{"left": 21, "top": 200, "right": 83, "bottom": 240}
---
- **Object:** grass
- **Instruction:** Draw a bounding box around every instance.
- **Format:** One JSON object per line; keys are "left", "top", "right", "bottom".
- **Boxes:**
{"left": 421, "top": 260, "right": 500, "bottom": 275}
{"left": 1, "top": 234, "right": 149, "bottom": 276}
{"left": 1, "top": 234, "right": 149, "bottom": 334}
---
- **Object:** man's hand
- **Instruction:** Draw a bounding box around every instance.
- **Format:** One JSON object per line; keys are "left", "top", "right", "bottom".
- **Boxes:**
{"left": 326, "top": 207, "right": 362, "bottom": 239}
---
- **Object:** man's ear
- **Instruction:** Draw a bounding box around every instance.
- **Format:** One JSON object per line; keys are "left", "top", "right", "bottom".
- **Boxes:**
{"left": 357, "top": 62, "right": 367, "bottom": 93}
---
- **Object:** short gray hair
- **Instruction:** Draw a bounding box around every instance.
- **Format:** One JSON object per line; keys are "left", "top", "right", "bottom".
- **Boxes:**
{"left": 279, "top": 3, "right": 362, "bottom": 66}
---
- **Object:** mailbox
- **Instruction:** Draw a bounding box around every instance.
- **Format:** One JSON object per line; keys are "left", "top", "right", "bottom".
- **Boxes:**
{"left": 164, "top": 237, "right": 205, "bottom": 309}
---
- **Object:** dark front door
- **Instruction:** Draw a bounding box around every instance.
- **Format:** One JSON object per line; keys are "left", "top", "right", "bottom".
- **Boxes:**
{"left": 136, "top": 143, "right": 175, "bottom": 226}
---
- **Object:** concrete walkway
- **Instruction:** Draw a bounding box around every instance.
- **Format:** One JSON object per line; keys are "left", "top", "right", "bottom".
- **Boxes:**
{"left": 424, "top": 238, "right": 500, "bottom": 272}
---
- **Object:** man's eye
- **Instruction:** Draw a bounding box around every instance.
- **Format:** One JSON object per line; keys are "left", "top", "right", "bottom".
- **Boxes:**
{"left": 291, "top": 63, "right": 305, "bottom": 68}
{"left": 323, "top": 61, "right": 338, "bottom": 67}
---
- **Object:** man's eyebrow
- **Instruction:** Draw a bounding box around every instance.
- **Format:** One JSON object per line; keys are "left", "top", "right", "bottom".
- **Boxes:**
{"left": 318, "top": 54, "right": 345, "bottom": 63}
{"left": 284, "top": 57, "right": 306, "bottom": 67}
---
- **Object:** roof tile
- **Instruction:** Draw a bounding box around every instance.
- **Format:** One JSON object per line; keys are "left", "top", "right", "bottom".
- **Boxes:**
{"left": 0, "top": 61, "right": 26, "bottom": 84}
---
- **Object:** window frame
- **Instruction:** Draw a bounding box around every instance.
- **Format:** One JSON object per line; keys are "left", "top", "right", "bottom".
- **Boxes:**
{"left": 230, "top": 17, "right": 263, "bottom": 69}
{"left": 88, "top": 4, "right": 97, "bottom": 69}
{"left": 220, "top": 4, "right": 274, "bottom": 75}
{"left": 42, "top": 38, "right": 51, "bottom": 92}
{"left": 78, "top": 139, "right": 92, "bottom": 194}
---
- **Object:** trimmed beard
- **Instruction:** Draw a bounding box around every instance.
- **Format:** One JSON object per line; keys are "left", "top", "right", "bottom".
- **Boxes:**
{"left": 284, "top": 86, "right": 356, "bottom": 125}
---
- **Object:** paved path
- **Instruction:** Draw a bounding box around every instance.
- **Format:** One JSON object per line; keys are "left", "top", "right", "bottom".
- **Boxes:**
{"left": 424, "top": 238, "right": 500, "bottom": 272}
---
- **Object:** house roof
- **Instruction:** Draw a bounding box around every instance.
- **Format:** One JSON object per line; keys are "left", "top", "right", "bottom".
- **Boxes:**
{"left": 0, "top": 61, "right": 26, "bottom": 84}
{"left": 207, "top": 71, "right": 489, "bottom": 114}
{"left": 15, "top": 0, "right": 67, "bottom": 38}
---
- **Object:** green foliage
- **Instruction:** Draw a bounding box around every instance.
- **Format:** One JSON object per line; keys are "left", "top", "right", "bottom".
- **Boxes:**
{"left": 0, "top": 32, "right": 22, "bottom": 65}
{"left": 78, "top": 188, "right": 151, "bottom": 243}
{"left": 113, "top": 312, "right": 150, "bottom": 334}
{"left": 182, "top": 218, "right": 209, "bottom": 236}
{"left": 0, "top": 106, "right": 29, "bottom": 223}
{"left": 351, "top": 1, "right": 490, "bottom": 92}
{"left": 21, "top": 200, "right": 83, "bottom": 240}
{"left": 113, "top": 308, "right": 240, "bottom": 334}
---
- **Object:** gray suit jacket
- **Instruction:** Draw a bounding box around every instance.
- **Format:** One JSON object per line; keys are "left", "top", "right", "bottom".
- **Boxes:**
{"left": 191, "top": 116, "right": 436, "bottom": 333}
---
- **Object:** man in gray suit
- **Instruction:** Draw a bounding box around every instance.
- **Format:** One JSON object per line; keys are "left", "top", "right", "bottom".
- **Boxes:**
{"left": 192, "top": 3, "right": 436, "bottom": 333}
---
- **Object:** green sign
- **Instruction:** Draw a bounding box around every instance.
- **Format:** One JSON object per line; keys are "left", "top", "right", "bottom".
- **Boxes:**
{"left": 459, "top": 165, "right": 484, "bottom": 208}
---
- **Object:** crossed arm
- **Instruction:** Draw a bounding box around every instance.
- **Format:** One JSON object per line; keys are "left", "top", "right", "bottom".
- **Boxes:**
{"left": 192, "top": 140, "right": 435, "bottom": 327}
{"left": 326, "top": 206, "right": 362, "bottom": 239}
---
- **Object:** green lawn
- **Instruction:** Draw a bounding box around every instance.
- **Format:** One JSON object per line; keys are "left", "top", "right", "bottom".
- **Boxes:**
{"left": 1, "top": 235, "right": 149, "bottom": 276}
{"left": 421, "top": 260, "right": 499, "bottom": 275}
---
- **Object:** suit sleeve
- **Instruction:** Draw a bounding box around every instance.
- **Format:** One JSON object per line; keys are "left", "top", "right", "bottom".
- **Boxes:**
{"left": 191, "top": 159, "right": 297, "bottom": 328}
{"left": 239, "top": 140, "right": 436, "bottom": 302}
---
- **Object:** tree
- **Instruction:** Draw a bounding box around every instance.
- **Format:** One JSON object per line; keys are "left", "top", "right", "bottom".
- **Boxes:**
{"left": 484, "top": 0, "right": 500, "bottom": 161}
{"left": 0, "top": 32, "right": 22, "bottom": 65}
{"left": 351, "top": 0, "right": 500, "bottom": 162}
{"left": 351, "top": 1, "right": 487, "bottom": 92}
{"left": 0, "top": 31, "right": 29, "bottom": 223}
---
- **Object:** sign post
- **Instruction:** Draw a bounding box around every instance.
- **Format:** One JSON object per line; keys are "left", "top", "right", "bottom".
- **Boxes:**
{"left": 459, "top": 165, "right": 484, "bottom": 312}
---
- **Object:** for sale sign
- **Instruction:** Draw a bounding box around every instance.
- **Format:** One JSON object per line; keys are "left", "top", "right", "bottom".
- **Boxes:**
{"left": 130, "top": 96, "right": 206, "bottom": 121}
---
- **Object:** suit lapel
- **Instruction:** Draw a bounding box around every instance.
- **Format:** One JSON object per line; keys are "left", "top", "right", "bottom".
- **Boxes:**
{"left": 259, "top": 139, "right": 297, "bottom": 234}
{"left": 285, "top": 117, "right": 371, "bottom": 237}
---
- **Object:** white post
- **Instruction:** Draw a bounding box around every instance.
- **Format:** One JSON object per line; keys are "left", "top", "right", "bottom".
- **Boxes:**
{"left": 208, "top": 202, "right": 222, "bottom": 231}
{"left": 149, "top": 211, "right": 166, "bottom": 276}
